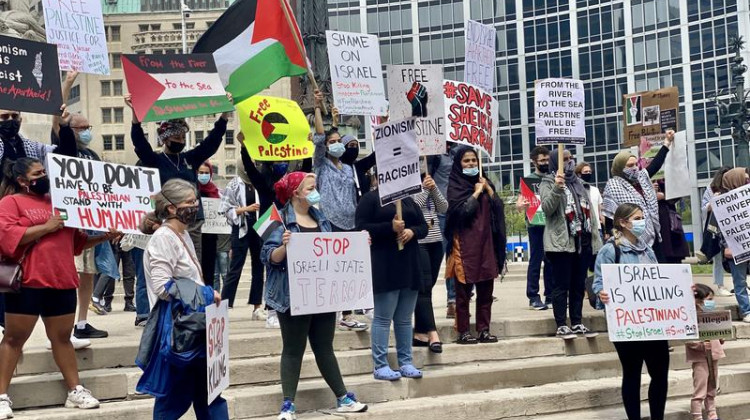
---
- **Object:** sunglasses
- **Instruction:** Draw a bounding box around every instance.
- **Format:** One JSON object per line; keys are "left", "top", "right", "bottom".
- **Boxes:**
{"left": 0, "top": 113, "right": 20, "bottom": 121}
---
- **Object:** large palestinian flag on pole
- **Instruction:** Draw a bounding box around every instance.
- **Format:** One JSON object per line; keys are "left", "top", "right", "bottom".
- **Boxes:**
{"left": 192, "top": 0, "right": 308, "bottom": 103}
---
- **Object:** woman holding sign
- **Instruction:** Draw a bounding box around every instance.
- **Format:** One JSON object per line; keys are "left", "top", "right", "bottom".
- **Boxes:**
{"left": 592, "top": 203, "right": 668, "bottom": 420}
{"left": 718, "top": 168, "right": 750, "bottom": 323}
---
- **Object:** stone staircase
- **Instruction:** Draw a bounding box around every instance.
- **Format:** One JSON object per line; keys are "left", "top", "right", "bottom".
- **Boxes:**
{"left": 8, "top": 263, "right": 750, "bottom": 420}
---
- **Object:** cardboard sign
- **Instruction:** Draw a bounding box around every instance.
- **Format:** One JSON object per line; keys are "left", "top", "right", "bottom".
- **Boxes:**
{"left": 0, "top": 35, "right": 62, "bottom": 115}
{"left": 387, "top": 65, "right": 445, "bottom": 156}
{"left": 710, "top": 184, "right": 750, "bottom": 264}
{"left": 326, "top": 30, "right": 387, "bottom": 116}
{"left": 697, "top": 310, "right": 734, "bottom": 341}
{"left": 237, "top": 95, "right": 312, "bottom": 161}
{"left": 206, "top": 300, "right": 229, "bottom": 404}
{"left": 443, "top": 79, "right": 498, "bottom": 158}
{"left": 121, "top": 54, "right": 234, "bottom": 122}
{"left": 286, "top": 231, "right": 373, "bottom": 316}
{"left": 534, "top": 78, "right": 585, "bottom": 145}
{"left": 623, "top": 86, "right": 679, "bottom": 147}
{"left": 46, "top": 153, "right": 161, "bottom": 234}
{"left": 601, "top": 264, "right": 699, "bottom": 342}
{"left": 373, "top": 118, "right": 422, "bottom": 206}
{"left": 43, "top": 0, "right": 109, "bottom": 75}
{"left": 201, "top": 197, "right": 231, "bottom": 235}
{"left": 520, "top": 177, "right": 545, "bottom": 225}
{"left": 464, "top": 20, "right": 496, "bottom": 93}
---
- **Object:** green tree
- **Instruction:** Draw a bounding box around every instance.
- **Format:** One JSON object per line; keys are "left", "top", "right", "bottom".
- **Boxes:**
{"left": 498, "top": 184, "right": 527, "bottom": 243}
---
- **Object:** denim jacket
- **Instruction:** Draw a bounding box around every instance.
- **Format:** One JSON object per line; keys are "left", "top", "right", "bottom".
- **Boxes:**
{"left": 260, "top": 204, "right": 332, "bottom": 313}
{"left": 592, "top": 237, "right": 658, "bottom": 310}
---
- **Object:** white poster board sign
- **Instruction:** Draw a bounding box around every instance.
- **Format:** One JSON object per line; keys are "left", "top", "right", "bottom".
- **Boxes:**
{"left": 326, "top": 30, "right": 387, "bottom": 116}
{"left": 206, "top": 300, "right": 229, "bottom": 404}
{"left": 46, "top": 153, "right": 160, "bottom": 234}
{"left": 443, "top": 79, "right": 498, "bottom": 159}
{"left": 710, "top": 184, "right": 750, "bottom": 264}
{"left": 697, "top": 310, "right": 734, "bottom": 341}
{"left": 464, "top": 19, "right": 496, "bottom": 93}
{"left": 534, "top": 78, "right": 585, "bottom": 145}
{"left": 373, "top": 118, "right": 422, "bottom": 206}
{"left": 287, "top": 232, "right": 373, "bottom": 316}
{"left": 601, "top": 264, "right": 698, "bottom": 342}
{"left": 387, "top": 65, "right": 446, "bottom": 156}
{"left": 201, "top": 197, "right": 231, "bottom": 234}
{"left": 664, "top": 131, "right": 691, "bottom": 200}
{"left": 43, "top": 0, "right": 110, "bottom": 75}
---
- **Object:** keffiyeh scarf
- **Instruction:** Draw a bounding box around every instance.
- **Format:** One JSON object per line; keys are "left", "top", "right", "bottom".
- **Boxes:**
{"left": 602, "top": 169, "right": 661, "bottom": 246}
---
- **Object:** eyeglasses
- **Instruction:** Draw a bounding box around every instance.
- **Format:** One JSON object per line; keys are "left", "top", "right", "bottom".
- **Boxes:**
{"left": 71, "top": 125, "right": 93, "bottom": 131}
{"left": 0, "top": 113, "right": 20, "bottom": 121}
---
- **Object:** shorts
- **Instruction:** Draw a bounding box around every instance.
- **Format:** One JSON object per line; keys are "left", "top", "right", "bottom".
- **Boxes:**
{"left": 4, "top": 288, "right": 77, "bottom": 317}
{"left": 74, "top": 248, "right": 97, "bottom": 274}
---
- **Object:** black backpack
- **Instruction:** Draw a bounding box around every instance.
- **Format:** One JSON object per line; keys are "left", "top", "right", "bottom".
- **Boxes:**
{"left": 586, "top": 239, "right": 620, "bottom": 309}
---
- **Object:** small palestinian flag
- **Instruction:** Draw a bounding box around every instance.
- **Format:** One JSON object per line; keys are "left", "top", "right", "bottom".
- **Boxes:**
{"left": 253, "top": 205, "right": 284, "bottom": 241}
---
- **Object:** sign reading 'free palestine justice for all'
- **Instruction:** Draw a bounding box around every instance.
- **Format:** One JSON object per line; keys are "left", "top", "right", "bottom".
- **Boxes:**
{"left": 0, "top": 35, "right": 62, "bottom": 115}
{"left": 43, "top": 0, "right": 110, "bottom": 75}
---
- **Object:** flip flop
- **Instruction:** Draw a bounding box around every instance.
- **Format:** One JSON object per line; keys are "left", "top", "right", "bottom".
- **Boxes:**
{"left": 428, "top": 341, "right": 443, "bottom": 354}
{"left": 373, "top": 366, "right": 401, "bottom": 381}
{"left": 399, "top": 364, "right": 423, "bottom": 379}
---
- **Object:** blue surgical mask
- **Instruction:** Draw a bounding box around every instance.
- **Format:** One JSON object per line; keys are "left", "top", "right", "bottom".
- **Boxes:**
{"left": 630, "top": 219, "right": 647, "bottom": 238}
{"left": 703, "top": 300, "right": 716, "bottom": 311}
{"left": 197, "top": 174, "right": 211, "bottom": 185}
{"left": 78, "top": 129, "right": 92, "bottom": 145}
{"left": 327, "top": 142, "right": 345, "bottom": 158}
{"left": 462, "top": 167, "right": 479, "bottom": 177}
{"left": 306, "top": 189, "right": 321, "bottom": 205}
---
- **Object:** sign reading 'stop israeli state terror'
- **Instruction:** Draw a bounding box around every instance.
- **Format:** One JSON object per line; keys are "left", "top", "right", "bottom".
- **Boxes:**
{"left": 373, "top": 118, "right": 422, "bottom": 206}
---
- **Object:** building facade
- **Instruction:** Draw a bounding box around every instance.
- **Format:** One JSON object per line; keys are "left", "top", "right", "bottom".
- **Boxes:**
{"left": 327, "top": 0, "right": 750, "bottom": 237}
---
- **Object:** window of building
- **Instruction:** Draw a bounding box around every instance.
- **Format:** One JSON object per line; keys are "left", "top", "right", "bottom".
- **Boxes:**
{"left": 115, "top": 135, "right": 125, "bottom": 150}
{"left": 139, "top": 24, "right": 150, "bottom": 32}
{"left": 226, "top": 165, "right": 236, "bottom": 176}
{"left": 101, "top": 81, "right": 111, "bottom": 96}
{"left": 110, "top": 25, "right": 121, "bottom": 42}
{"left": 195, "top": 130, "right": 205, "bottom": 143}
{"left": 111, "top": 53, "right": 122, "bottom": 69}
{"left": 113, "top": 80, "right": 123, "bottom": 96}
{"left": 173, "top": 22, "right": 196, "bottom": 30}
{"left": 102, "top": 108, "right": 112, "bottom": 124}
{"left": 114, "top": 107, "right": 124, "bottom": 123}
{"left": 225, "top": 130, "right": 234, "bottom": 145}
{"left": 151, "top": 24, "right": 161, "bottom": 30}
{"left": 69, "top": 85, "right": 80, "bottom": 104}
{"left": 103, "top": 135, "right": 113, "bottom": 150}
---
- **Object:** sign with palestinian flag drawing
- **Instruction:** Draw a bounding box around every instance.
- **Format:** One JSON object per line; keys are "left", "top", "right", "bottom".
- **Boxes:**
{"left": 237, "top": 95, "right": 312, "bottom": 161}
{"left": 192, "top": 0, "right": 307, "bottom": 103}
{"left": 121, "top": 54, "right": 234, "bottom": 122}
{"left": 520, "top": 177, "right": 545, "bottom": 226}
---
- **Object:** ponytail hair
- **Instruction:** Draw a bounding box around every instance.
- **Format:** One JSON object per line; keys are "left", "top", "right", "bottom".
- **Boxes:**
{"left": 0, "top": 157, "right": 41, "bottom": 198}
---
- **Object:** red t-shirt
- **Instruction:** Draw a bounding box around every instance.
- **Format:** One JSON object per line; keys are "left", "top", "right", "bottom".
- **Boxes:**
{"left": 0, "top": 194, "right": 87, "bottom": 289}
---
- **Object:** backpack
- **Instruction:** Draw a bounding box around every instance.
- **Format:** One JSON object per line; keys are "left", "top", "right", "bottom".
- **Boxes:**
{"left": 586, "top": 239, "right": 620, "bottom": 309}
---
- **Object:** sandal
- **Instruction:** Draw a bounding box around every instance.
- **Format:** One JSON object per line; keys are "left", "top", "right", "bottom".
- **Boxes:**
{"left": 412, "top": 338, "right": 429, "bottom": 347}
{"left": 428, "top": 341, "right": 443, "bottom": 353}
{"left": 478, "top": 330, "right": 498, "bottom": 343}
{"left": 373, "top": 366, "right": 401, "bottom": 381}
{"left": 456, "top": 332, "right": 478, "bottom": 345}
{"left": 399, "top": 364, "right": 423, "bottom": 378}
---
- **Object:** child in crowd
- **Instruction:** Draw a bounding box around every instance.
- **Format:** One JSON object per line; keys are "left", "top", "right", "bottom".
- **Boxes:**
{"left": 687, "top": 284, "right": 725, "bottom": 420}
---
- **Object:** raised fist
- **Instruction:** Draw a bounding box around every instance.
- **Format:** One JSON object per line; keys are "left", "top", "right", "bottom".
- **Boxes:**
{"left": 406, "top": 82, "right": 428, "bottom": 118}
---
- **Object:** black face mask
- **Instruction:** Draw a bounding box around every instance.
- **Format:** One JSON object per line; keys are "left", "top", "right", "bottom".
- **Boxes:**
{"left": 536, "top": 163, "right": 549, "bottom": 174}
{"left": 341, "top": 146, "right": 359, "bottom": 165}
{"left": 175, "top": 205, "right": 198, "bottom": 225}
{"left": 28, "top": 176, "right": 50, "bottom": 195}
{"left": 0, "top": 119, "right": 21, "bottom": 140}
{"left": 167, "top": 141, "right": 186, "bottom": 154}
{"left": 580, "top": 173, "right": 593, "bottom": 183}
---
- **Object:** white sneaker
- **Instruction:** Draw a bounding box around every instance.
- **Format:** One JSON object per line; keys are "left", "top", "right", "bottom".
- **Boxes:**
{"left": 46, "top": 335, "right": 92, "bottom": 351}
{"left": 716, "top": 286, "right": 733, "bottom": 297}
{"left": 252, "top": 308, "right": 267, "bottom": 321}
{"left": 364, "top": 309, "right": 374, "bottom": 322}
{"left": 65, "top": 385, "right": 99, "bottom": 409}
{"left": 743, "top": 314, "right": 750, "bottom": 324}
{"left": 0, "top": 394, "right": 13, "bottom": 419}
{"left": 266, "top": 310, "right": 280, "bottom": 329}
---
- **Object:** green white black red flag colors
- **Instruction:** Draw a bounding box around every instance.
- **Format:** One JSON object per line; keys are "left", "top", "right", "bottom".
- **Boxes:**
{"left": 253, "top": 205, "right": 284, "bottom": 241}
{"left": 192, "top": 0, "right": 307, "bottom": 103}
{"left": 121, "top": 54, "right": 234, "bottom": 123}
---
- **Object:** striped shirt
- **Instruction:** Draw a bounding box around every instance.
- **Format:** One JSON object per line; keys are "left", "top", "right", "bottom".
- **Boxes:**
{"left": 412, "top": 186, "right": 448, "bottom": 244}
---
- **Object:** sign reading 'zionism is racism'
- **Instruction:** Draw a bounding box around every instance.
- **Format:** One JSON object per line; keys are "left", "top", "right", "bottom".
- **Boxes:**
{"left": 0, "top": 35, "right": 62, "bottom": 115}
{"left": 373, "top": 118, "right": 422, "bottom": 206}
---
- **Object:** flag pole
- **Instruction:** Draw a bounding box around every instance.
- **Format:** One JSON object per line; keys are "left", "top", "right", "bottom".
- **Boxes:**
{"left": 278, "top": 0, "right": 328, "bottom": 115}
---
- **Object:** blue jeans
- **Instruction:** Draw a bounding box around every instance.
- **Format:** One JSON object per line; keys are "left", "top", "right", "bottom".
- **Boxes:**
{"left": 371, "top": 288, "right": 418, "bottom": 370}
{"left": 712, "top": 254, "right": 725, "bottom": 287}
{"left": 438, "top": 214, "right": 456, "bottom": 303}
{"left": 131, "top": 248, "right": 150, "bottom": 320}
{"left": 153, "top": 358, "right": 229, "bottom": 420}
{"left": 213, "top": 251, "right": 229, "bottom": 292}
{"left": 728, "top": 259, "right": 750, "bottom": 317}
{"left": 527, "top": 225, "right": 553, "bottom": 301}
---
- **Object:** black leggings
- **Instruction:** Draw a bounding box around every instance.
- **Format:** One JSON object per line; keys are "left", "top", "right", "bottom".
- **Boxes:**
{"left": 414, "top": 242, "right": 443, "bottom": 334}
{"left": 613, "top": 340, "right": 670, "bottom": 420}
{"left": 277, "top": 310, "right": 347, "bottom": 401}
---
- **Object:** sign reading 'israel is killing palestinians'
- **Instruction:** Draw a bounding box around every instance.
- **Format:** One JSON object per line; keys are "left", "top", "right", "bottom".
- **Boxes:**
{"left": 373, "top": 118, "right": 422, "bottom": 206}
{"left": 47, "top": 154, "right": 161, "bottom": 235}
{"left": 43, "top": 0, "right": 110, "bottom": 75}
{"left": 622, "top": 86, "right": 679, "bottom": 147}
{"left": 122, "top": 54, "right": 234, "bottom": 123}
{"left": 0, "top": 35, "right": 62, "bottom": 115}
{"left": 443, "top": 80, "right": 498, "bottom": 158}
{"left": 237, "top": 95, "right": 312, "bottom": 161}
{"left": 601, "top": 264, "right": 699, "bottom": 342}
{"left": 710, "top": 183, "right": 750, "bottom": 264}
{"left": 534, "top": 78, "right": 586, "bottom": 145}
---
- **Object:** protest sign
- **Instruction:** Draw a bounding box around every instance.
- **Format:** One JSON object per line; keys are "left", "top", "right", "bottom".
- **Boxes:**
{"left": 520, "top": 177, "right": 545, "bottom": 225}
{"left": 664, "top": 131, "right": 690, "bottom": 200}
{"left": 443, "top": 79, "right": 498, "bottom": 158}
{"left": 697, "top": 310, "right": 734, "bottom": 341}
{"left": 206, "top": 300, "right": 229, "bottom": 404}
{"left": 326, "top": 30, "right": 387, "bottom": 116}
{"left": 373, "top": 118, "right": 422, "bottom": 206}
{"left": 0, "top": 35, "right": 62, "bottom": 115}
{"left": 237, "top": 95, "right": 312, "bottom": 161}
{"left": 286, "top": 231, "right": 373, "bottom": 316}
{"left": 710, "top": 184, "right": 750, "bottom": 264}
{"left": 122, "top": 54, "right": 234, "bottom": 122}
{"left": 638, "top": 136, "right": 665, "bottom": 180}
{"left": 623, "top": 86, "right": 679, "bottom": 147}
{"left": 464, "top": 20, "right": 496, "bottom": 93}
{"left": 120, "top": 233, "right": 151, "bottom": 251}
{"left": 46, "top": 153, "right": 161, "bottom": 234}
{"left": 601, "top": 264, "right": 699, "bottom": 342}
{"left": 534, "top": 78, "right": 585, "bottom": 145}
{"left": 387, "top": 65, "right": 445, "bottom": 155}
{"left": 43, "top": 0, "right": 109, "bottom": 75}
{"left": 201, "top": 198, "right": 231, "bottom": 234}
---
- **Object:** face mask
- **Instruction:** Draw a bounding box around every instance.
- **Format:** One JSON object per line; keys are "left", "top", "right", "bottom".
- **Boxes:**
{"left": 462, "top": 167, "right": 479, "bottom": 177}
{"left": 175, "top": 205, "right": 198, "bottom": 225}
{"left": 341, "top": 146, "right": 359, "bottom": 165}
{"left": 580, "top": 173, "right": 593, "bottom": 183}
{"left": 27, "top": 176, "right": 50, "bottom": 195}
{"left": 167, "top": 141, "right": 186, "bottom": 154}
{"left": 327, "top": 142, "right": 345, "bottom": 158}
{"left": 564, "top": 160, "right": 576, "bottom": 175}
{"left": 197, "top": 174, "right": 211, "bottom": 185}
{"left": 0, "top": 119, "right": 21, "bottom": 140}
{"left": 623, "top": 167, "right": 639, "bottom": 180}
{"left": 537, "top": 163, "right": 549, "bottom": 174}
{"left": 305, "top": 189, "right": 321, "bottom": 205}
{"left": 78, "top": 129, "right": 92, "bottom": 145}
{"left": 272, "top": 163, "right": 289, "bottom": 176}
{"left": 703, "top": 300, "right": 716, "bottom": 311}
{"left": 629, "top": 219, "right": 647, "bottom": 238}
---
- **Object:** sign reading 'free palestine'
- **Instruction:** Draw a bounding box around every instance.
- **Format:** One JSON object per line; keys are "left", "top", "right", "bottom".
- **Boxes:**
{"left": 43, "top": 0, "right": 110, "bottom": 75}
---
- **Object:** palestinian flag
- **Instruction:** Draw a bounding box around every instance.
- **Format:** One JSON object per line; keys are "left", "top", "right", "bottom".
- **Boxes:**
{"left": 253, "top": 205, "right": 284, "bottom": 241}
{"left": 192, "top": 0, "right": 307, "bottom": 102}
